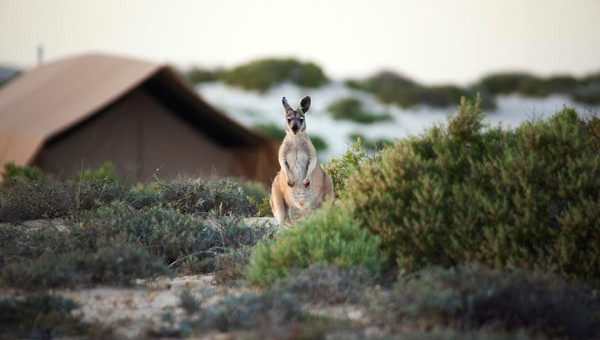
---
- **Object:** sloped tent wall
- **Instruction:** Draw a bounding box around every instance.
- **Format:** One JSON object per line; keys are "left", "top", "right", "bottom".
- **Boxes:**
{"left": 34, "top": 87, "right": 238, "bottom": 182}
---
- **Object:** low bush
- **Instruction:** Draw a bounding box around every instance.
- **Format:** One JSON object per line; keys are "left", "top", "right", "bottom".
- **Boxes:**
{"left": 253, "top": 123, "right": 286, "bottom": 140}
{"left": 344, "top": 96, "right": 600, "bottom": 282}
{"left": 358, "top": 71, "right": 476, "bottom": 108}
{"left": 367, "top": 265, "right": 600, "bottom": 338}
{"left": 183, "top": 67, "right": 221, "bottom": 84}
{"left": 146, "top": 179, "right": 257, "bottom": 217}
{"left": 0, "top": 179, "right": 75, "bottom": 222}
{"left": 181, "top": 290, "right": 302, "bottom": 333}
{"left": 322, "top": 138, "right": 372, "bottom": 195}
{"left": 477, "top": 73, "right": 539, "bottom": 95}
{"left": 1, "top": 162, "right": 43, "bottom": 184}
{"left": 83, "top": 203, "right": 274, "bottom": 273}
{"left": 348, "top": 133, "right": 393, "bottom": 151}
{"left": 171, "top": 287, "right": 357, "bottom": 339}
{"left": 70, "top": 161, "right": 121, "bottom": 183}
{"left": 326, "top": 97, "right": 392, "bottom": 124}
{"left": 246, "top": 205, "right": 383, "bottom": 286}
{"left": 220, "top": 58, "right": 328, "bottom": 92}
{"left": 2, "top": 239, "right": 170, "bottom": 289}
{"left": 275, "top": 265, "right": 372, "bottom": 305}
{"left": 0, "top": 293, "right": 109, "bottom": 338}
{"left": 0, "top": 177, "right": 258, "bottom": 222}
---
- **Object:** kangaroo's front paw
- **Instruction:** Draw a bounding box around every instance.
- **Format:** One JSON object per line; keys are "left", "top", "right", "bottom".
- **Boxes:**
{"left": 287, "top": 180, "right": 295, "bottom": 187}
{"left": 302, "top": 179, "right": 310, "bottom": 188}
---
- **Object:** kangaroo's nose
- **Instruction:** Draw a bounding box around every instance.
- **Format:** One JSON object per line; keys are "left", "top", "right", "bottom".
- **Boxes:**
{"left": 292, "top": 125, "right": 299, "bottom": 132}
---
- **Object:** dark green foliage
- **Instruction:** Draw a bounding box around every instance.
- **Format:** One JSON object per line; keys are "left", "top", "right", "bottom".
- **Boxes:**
{"left": 344, "top": 96, "right": 600, "bottom": 282}
{"left": 144, "top": 179, "right": 258, "bottom": 216}
{"left": 246, "top": 205, "right": 383, "bottom": 286}
{"left": 0, "top": 177, "right": 271, "bottom": 288}
{"left": 256, "top": 196, "right": 273, "bottom": 217}
{"left": 363, "top": 71, "right": 417, "bottom": 104}
{"left": 322, "top": 138, "right": 372, "bottom": 195}
{"left": 183, "top": 67, "right": 221, "bottom": 84}
{"left": 310, "top": 135, "right": 328, "bottom": 151}
{"left": 0, "top": 179, "right": 75, "bottom": 222}
{"left": 1, "top": 161, "right": 43, "bottom": 184}
{"left": 2, "top": 239, "right": 170, "bottom": 289}
{"left": 477, "top": 72, "right": 600, "bottom": 105}
{"left": 326, "top": 97, "right": 392, "bottom": 124}
{"left": 348, "top": 133, "right": 393, "bottom": 151}
{"left": 0, "top": 293, "right": 107, "bottom": 338}
{"left": 358, "top": 71, "right": 475, "bottom": 108}
{"left": 252, "top": 123, "right": 286, "bottom": 140}
{"left": 220, "top": 58, "right": 328, "bottom": 92}
{"left": 70, "top": 161, "right": 121, "bottom": 183}
{"left": 573, "top": 72, "right": 600, "bottom": 105}
{"left": 83, "top": 203, "right": 274, "bottom": 273}
{"left": 367, "top": 265, "right": 600, "bottom": 338}
{"left": 0, "top": 178, "right": 257, "bottom": 222}
{"left": 477, "top": 73, "right": 539, "bottom": 95}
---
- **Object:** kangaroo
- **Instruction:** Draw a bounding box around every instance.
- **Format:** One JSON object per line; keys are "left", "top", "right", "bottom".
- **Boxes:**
{"left": 270, "top": 96, "right": 334, "bottom": 225}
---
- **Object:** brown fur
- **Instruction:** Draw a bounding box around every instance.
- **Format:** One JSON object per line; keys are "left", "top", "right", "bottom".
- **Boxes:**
{"left": 270, "top": 96, "right": 334, "bottom": 225}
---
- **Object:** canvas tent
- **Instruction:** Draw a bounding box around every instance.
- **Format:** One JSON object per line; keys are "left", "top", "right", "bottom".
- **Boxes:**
{"left": 0, "top": 54, "right": 279, "bottom": 184}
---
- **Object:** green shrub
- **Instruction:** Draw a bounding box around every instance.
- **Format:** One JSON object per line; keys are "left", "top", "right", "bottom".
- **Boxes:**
{"left": 572, "top": 74, "right": 600, "bottom": 105}
{"left": 220, "top": 58, "right": 328, "bottom": 92}
{"left": 183, "top": 67, "right": 221, "bottom": 84}
{"left": 348, "top": 133, "right": 393, "bottom": 151}
{"left": 477, "top": 73, "right": 538, "bottom": 95}
{"left": 0, "top": 293, "right": 107, "bottom": 338}
{"left": 253, "top": 123, "right": 286, "bottom": 141}
{"left": 0, "top": 179, "right": 75, "bottom": 222}
{"left": 326, "top": 97, "right": 392, "bottom": 124}
{"left": 1, "top": 162, "right": 43, "bottom": 184}
{"left": 84, "top": 202, "right": 274, "bottom": 273}
{"left": 274, "top": 265, "right": 371, "bottom": 305}
{"left": 367, "top": 265, "right": 600, "bottom": 338}
{"left": 256, "top": 196, "right": 273, "bottom": 217}
{"left": 310, "top": 135, "right": 328, "bottom": 151}
{"left": 70, "top": 161, "right": 121, "bottom": 183}
{"left": 148, "top": 179, "right": 257, "bottom": 217}
{"left": 322, "top": 138, "right": 372, "bottom": 195}
{"left": 246, "top": 205, "right": 383, "bottom": 286}
{"left": 344, "top": 96, "right": 600, "bottom": 282}
{"left": 0, "top": 178, "right": 126, "bottom": 222}
{"left": 2, "top": 239, "right": 170, "bottom": 289}
{"left": 362, "top": 71, "right": 417, "bottom": 105}
{"left": 177, "top": 290, "right": 303, "bottom": 335}
{"left": 358, "top": 71, "right": 474, "bottom": 108}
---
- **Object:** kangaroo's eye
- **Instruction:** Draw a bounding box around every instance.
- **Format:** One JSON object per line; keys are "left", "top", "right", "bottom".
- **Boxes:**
{"left": 299, "top": 118, "right": 304, "bottom": 122}
{"left": 287, "top": 119, "right": 292, "bottom": 123}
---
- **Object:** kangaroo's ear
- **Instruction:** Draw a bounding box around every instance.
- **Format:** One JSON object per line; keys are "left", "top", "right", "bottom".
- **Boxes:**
{"left": 282, "top": 97, "right": 294, "bottom": 113}
{"left": 300, "top": 96, "right": 311, "bottom": 113}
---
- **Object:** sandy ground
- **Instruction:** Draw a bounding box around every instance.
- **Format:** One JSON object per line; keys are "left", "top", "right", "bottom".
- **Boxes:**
{"left": 58, "top": 274, "right": 256, "bottom": 338}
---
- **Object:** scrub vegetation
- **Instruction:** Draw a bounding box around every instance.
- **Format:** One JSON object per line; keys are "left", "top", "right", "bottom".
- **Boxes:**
{"left": 2, "top": 95, "right": 599, "bottom": 337}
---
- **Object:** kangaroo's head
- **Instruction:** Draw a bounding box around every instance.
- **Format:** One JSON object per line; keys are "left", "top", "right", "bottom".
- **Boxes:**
{"left": 282, "top": 96, "right": 310, "bottom": 135}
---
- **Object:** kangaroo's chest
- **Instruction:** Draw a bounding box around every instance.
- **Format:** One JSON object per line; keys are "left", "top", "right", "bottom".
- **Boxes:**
{"left": 286, "top": 148, "right": 310, "bottom": 180}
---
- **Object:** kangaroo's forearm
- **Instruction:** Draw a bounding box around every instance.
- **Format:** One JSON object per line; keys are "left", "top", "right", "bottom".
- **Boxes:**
{"left": 304, "top": 157, "right": 317, "bottom": 181}
{"left": 279, "top": 157, "right": 292, "bottom": 181}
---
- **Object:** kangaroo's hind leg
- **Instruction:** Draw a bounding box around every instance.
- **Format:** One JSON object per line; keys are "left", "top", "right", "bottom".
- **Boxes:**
{"left": 270, "top": 176, "right": 289, "bottom": 226}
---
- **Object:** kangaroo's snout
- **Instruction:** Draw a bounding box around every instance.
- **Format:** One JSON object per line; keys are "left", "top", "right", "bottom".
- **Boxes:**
{"left": 292, "top": 124, "right": 299, "bottom": 133}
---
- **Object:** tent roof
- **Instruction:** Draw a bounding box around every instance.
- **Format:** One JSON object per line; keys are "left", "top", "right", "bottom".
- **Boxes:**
{"left": 0, "top": 53, "right": 268, "bottom": 168}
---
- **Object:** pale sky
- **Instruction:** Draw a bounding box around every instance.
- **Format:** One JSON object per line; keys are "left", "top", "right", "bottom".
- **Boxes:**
{"left": 1, "top": 0, "right": 599, "bottom": 85}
